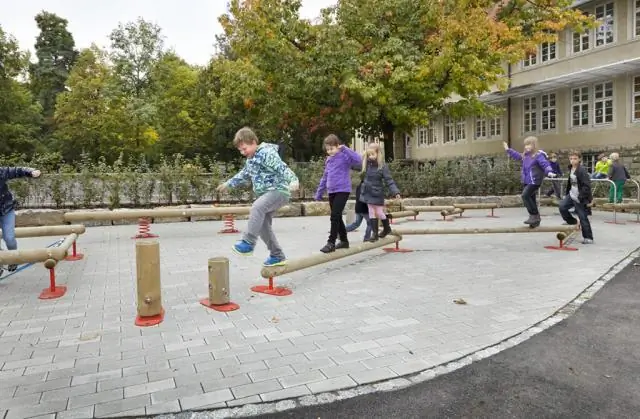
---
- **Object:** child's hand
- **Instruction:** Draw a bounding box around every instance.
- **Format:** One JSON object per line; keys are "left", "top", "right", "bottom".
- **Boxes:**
{"left": 216, "top": 183, "right": 228, "bottom": 192}
{"left": 289, "top": 181, "right": 299, "bottom": 192}
{"left": 548, "top": 172, "right": 556, "bottom": 178}
{"left": 31, "top": 170, "right": 41, "bottom": 178}
{"left": 502, "top": 142, "right": 509, "bottom": 151}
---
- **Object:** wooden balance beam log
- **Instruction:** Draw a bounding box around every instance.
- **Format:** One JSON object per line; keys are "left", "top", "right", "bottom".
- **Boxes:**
{"left": 391, "top": 226, "right": 574, "bottom": 235}
{"left": 0, "top": 233, "right": 80, "bottom": 300}
{"left": 63, "top": 207, "right": 257, "bottom": 222}
{"left": 453, "top": 203, "right": 500, "bottom": 217}
{"left": 0, "top": 225, "right": 86, "bottom": 239}
{"left": 601, "top": 203, "right": 640, "bottom": 210}
{"left": 255, "top": 234, "right": 405, "bottom": 296}
{"left": 404, "top": 205, "right": 456, "bottom": 212}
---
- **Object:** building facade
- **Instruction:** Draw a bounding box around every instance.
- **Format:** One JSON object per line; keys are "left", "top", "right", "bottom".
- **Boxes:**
{"left": 396, "top": 0, "right": 640, "bottom": 171}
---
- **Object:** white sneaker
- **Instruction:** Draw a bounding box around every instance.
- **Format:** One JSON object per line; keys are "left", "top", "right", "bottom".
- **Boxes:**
{"left": 582, "top": 239, "right": 594, "bottom": 244}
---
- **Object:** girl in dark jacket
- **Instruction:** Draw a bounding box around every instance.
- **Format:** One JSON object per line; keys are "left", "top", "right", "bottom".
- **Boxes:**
{"left": 1, "top": 166, "right": 41, "bottom": 273}
{"left": 359, "top": 144, "right": 401, "bottom": 242}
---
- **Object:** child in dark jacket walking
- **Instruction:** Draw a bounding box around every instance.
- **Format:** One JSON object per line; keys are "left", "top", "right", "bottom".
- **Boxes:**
{"left": 359, "top": 144, "right": 401, "bottom": 242}
{"left": 315, "top": 135, "right": 363, "bottom": 253}
{"left": 558, "top": 150, "right": 594, "bottom": 244}
{"left": 346, "top": 180, "right": 372, "bottom": 241}
{"left": 544, "top": 152, "right": 563, "bottom": 199}
{"left": 1, "top": 166, "right": 42, "bottom": 274}
{"left": 504, "top": 137, "right": 556, "bottom": 228}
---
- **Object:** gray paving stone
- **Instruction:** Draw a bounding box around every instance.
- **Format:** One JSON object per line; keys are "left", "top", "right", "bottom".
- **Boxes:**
{"left": 124, "top": 378, "right": 175, "bottom": 398}
{"left": 0, "top": 373, "right": 47, "bottom": 390}
{"left": 67, "top": 387, "right": 122, "bottom": 409}
{"left": 94, "top": 395, "right": 150, "bottom": 418}
{"left": 226, "top": 395, "right": 261, "bottom": 407}
{"left": 278, "top": 370, "right": 327, "bottom": 389}
{"left": 349, "top": 367, "right": 398, "bottom": 385}
{"left": 389, "top": 360, "right": 432, "bottom": 376}
{"left": 147, "top": 365, "right": 197, "bottom": 383}
{"left": 201, "top": 374, "right": 252, "bottom": 394}
{"left": 194, "top": 357, "right": 239, "bottom": 373}
{"left": 41, "top": 383, "right": 98, "bottom": 402}
{"left": 0, "top": 393, "right": 41, "bottom": 409}
{"left": 2, "top": 356, "right": 54, "bottom": 371}
{"left": 13, "top": 378, "right": 71, "bottom": 397}
{"left": 260, "top": 384, "right": 311, "bottom": 402}
{"left": 179, "top": 389, "right": 234, "bottom": 410}
{"left": 291, "top": 357, "right": 336, "bottom": 374}
{"left": 331, "top": 350, "right": 374, "bottom": 365}
{"left": 231, "top": 379, "right": 282, "bottom": 400}
{"left": 149, "top": 384, "right": 203, "bottom": 405}
{"left": 167, "top": 353, "right": 212, "bottom": 369}
{"left": 97, "top": 373, "right": 148, "bottom": 392}
{"left": 321, "top": 361, "right": 369, "bottom": 379}
{"left": 307, "top": 375, "right": 357, "bottom": 393}
{"left": 5, "top": 400, "right": 68, "bottom": 419}
{"left": 265, "top": 354, "right": 308, "bottom": 369}
{"left": 56, "top": 406, "right": 94, "bottom": 419}
{"left": 220, "top": 361, "right": 267, "bottom": 378}
{"left": 146, "top": 400, "right": 181, "bottom": 415}
{"left": 46, "top": 365, "right": 98, "bottom": 381}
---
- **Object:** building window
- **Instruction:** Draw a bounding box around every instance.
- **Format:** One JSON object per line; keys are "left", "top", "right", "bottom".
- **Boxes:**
{"left": 593, "top": 81, "right": 613, "bottom": 125}
{"left": 418, "top": 125, "right": 437, "bottom": 147}
{"left": 418, "top": 127, "right": 428, "bottom": 147}
{"left": 582, "top": 153, "right": 597, "bottom": 173}
{"left": 540, "top": 42, "right": 556, "bottom": 62}
{"left": 523, "top": 96, "right": 537, "bottom": 133}
{"left": 541, "top": 93, "right": 556, "bottom": 131}
{"left": 443, "top": 116, "right": 465, "bottom": 143}
{"left": 522, "top": 53, "right": 537, "bottom": 68}
{"left": 489, "top": 117, "right": 502, "bottom": 137}
{"left": 572, "top": 29, "right": 590, "bottom": 53}
{"left": 635, "top": 1, "right": 640, "bottom": 38}
{"left": 595, "top": 2, "right": 614, "bottom": 47}
{"left": 633, "top": 75, "right": 640, "bottom": 121}
{"left": 475, "top": 118, "right": 487, "bottom": 139}
{"left": 571, "top": 86, "right": 590, "bottom": 127}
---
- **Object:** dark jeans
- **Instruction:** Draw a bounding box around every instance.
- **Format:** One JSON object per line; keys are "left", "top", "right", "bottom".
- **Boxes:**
{"left": 521, "top": 184, "right": 540, "bottom": 215}
{"left": 544, "top": 180, "right": 562, "bottom": 199}
{"left": 559, "top": 195, "right": 593, "bottom": 240}
{"left": 346, "top": 213, "right": 372, "bottom": 240}
{"left": 328, "top": 192, "right": 350, "bottom": 243}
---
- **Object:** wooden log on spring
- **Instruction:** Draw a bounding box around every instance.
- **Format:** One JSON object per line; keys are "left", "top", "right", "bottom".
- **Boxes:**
{"left": 391, "top": 226, "right": 575, "bottom": 236}
{"left": 261, "top": 234, "right": 401, "bottom": 278}
{"left": 454, "top": 203, "right": 499, "bottom": 210}
{"left": 135, "top": 240, "right": 163, "bottom": 319}
{"left": 601, "top": 203, "right": 640, "bottom": 210}
{"left": 539, "top": 198, "right": 558, "bottom": 206}
{"left": 441, "top": 208, "right": 464, "bottom": 217}
{"left": 0, "top": 233, "right": 78, "bottom": 265}
{"left": 64, "top": 206, "right": 292, "bottom": 222}
{"left": 0, "top": 225, "right": 86, "bottom": 239}
{"left": 404, "top": 205, "right": 456, "bottom": 212}
{"left": 388, "top": 210, "right": 418, "bottom": 219}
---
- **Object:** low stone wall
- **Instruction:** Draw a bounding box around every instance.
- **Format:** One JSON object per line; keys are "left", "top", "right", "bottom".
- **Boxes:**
{"left": 14, "top": 194, "right": 634, "bottom": 227}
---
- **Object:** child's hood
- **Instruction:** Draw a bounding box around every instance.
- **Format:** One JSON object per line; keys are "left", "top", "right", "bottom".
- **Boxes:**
{"left": 257, "top": 142, "right": 279, "bottom": 153}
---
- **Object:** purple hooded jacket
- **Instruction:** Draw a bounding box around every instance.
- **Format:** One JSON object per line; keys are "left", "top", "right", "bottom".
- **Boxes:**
{"left": 315, "top": 147, "right": 362, "bottom": 199}
{"left": 506, "top": 148, "right": 554, "bottom": 185}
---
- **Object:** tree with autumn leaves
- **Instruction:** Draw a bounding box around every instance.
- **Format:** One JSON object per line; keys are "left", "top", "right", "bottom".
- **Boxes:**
{"left": 218, "top": 0, "right": 591, "bottom": 160}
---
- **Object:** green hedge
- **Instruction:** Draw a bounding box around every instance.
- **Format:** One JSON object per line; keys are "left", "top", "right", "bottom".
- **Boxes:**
{"left": 1, "top": 152, "right": 633, "bottom": 209}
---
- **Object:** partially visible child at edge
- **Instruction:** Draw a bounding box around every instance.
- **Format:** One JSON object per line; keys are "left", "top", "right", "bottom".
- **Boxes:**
{"left": 558, "top": 150, "right": 594, "bottom": 244}
{"left": 360, "top": 144, "right": 401, "bottom": 242}
{"left": 1, "top": 166, "right": 42, "bottom": 273}
{"left": 503, "top": 137, "right": 556, "bottom": 228}
{"left": 314, "top": 135, "right": 362, "bottom": 253}
{"left": 607, "top": 152, "right": 630, "bottom": 204}
{"left": 217, "top": 127, "right": 299, "bottom": 267}
{"left": 345, "top": 179, "right": 373, "bottom": 242}
{"left": 543, "top": 152, "right": 563, "bottom": 199}
{"left": 592, "top": 153, "right": 610, "bottom": 179}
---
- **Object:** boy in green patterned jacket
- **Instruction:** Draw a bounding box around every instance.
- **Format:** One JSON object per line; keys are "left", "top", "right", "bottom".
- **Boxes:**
{"left": 217, "top": 127, "right": 299, "bottom": 267}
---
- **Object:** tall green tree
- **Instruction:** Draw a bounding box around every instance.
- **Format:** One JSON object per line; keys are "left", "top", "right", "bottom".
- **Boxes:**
{"left": 29, "top": 11, "right": 78, "bottom": 135}
{"left": 0, "top": 25, "right": 42, "bottom": 156}
{"left": 109, "top": 17, "right": 164, "bottom": 149}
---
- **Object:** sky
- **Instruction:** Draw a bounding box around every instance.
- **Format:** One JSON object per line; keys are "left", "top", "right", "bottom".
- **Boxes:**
{"left": 1, "top": 0, "right": 337, "bottom": 66}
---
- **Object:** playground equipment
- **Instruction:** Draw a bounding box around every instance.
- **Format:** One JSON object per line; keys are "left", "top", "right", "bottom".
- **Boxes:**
{"left": 255, "top": 234, "right": 403, "bottom": 296}
{"left": 134, "top": 240, "right": 164, "bottom": 326}
{"left": 200, "top": 257, "right": 239, "bottom": 312}
{"left": 0, "top": 225, "right": 86, "bottom": 262}
{"left": 387, "top": 210, "right": 419, "bottom": 224}
{"left": 453, "top": 203, "right": 500, "bottom": 218}
{"left": 439, "top": 207, "right": 464, "bottom": 221}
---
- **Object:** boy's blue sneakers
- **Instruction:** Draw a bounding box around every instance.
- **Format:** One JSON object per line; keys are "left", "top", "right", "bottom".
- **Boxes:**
{"left": 232, "top": 240, "right": 254, "bottom": 256}
{"left": 263, "top": 256, "right": 286, "bottom": 267}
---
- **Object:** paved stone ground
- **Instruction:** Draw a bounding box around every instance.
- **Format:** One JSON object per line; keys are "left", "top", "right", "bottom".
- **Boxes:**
{"left": 0, "top": 207, "right": 639, "bottom": 419}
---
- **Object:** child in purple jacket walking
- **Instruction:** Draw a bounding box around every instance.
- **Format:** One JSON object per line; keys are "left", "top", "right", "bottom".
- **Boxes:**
{"left": 315, "top": 135, "right": 362, "bottom": 253}
{"left": 503, "top": 137, "right": 557, "bottom": 228}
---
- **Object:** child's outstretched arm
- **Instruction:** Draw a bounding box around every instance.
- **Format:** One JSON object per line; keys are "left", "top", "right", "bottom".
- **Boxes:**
{"left": 219, "top": 164, "right": 251, "bottom": 191}
{"left": 502, "top": 142, "right": 522, "bottom": 161}
{"left": 338, "top": 145, "right": 362, "bottom": 167}
{"left": 381, "top": 166, "right": 401, "bottom": 198}
{"left": 0, "top": 167, "right": 40, "bottom": 180}
{"left": 314, "top": 164, "right": 328, "bottom": 201}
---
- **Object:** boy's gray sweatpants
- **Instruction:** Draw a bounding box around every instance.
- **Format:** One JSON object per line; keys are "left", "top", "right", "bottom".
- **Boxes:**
{"left": 243, "top": 191, "right": 290, "bottom": 259}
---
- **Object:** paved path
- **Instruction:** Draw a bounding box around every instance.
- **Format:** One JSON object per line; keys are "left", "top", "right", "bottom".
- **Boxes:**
{"left": 259, "top": 250, "right": 640, "bottom": 419}
{"left": 0, "top": 208, "right": 638, "bottom": 418}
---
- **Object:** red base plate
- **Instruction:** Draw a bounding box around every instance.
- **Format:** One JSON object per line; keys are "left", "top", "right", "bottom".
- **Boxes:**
{"left": 544, "top": 245, "right": 579, "bottom": 251}
{"left": 383, "top": 247, "right": 414, "bottom": 253}
{"left": 219, "top": 229, "right": 240, "bottom": 234}
{"left": 604, "top": 221, "right": 626, "bottom": 225}
{"left": 65, "top": 253, "right": 84, "bottom": 261}
{"left": 132, "top": 233, "right": 159, "bottom": 240}
{"left": 135, "top": 308, "right": 165, "bottom": 327}
{"left": 199, "top": 298, "right": 240, "bottom": 312}
{"left": 39, "top": 285, "right": 67, "bottom": 300}
{"left": 251, "top": 285, "right": 292, "bottom": 296}
{"left": 486, "top": 215, "right": 500, "bottom": 218}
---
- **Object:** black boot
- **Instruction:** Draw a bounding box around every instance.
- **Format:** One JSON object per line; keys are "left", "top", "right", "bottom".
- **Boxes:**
{"left": 7, "top": 264, "right": 17, "bottom": 272}
{"left": 367, "top": 219, "right": 379, "bottom": 242}
{"left": 529, "top": 214, "right": 541, "bottom": 228}
{"left": 523, "top": 214, "right": 535, "bottom": 224}
{"left": 320, "top": 242, "right": 336, "bottom": 253}
{"left": 379, "top": 218, "right": 392, "bottom": 238}
{"left": 335, "top": 240, "right": 349, "bottom": 250}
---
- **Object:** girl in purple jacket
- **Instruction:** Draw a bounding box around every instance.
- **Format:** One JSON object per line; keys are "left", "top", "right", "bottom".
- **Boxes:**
{"left": 503, "top": 137, "right": 557, "bottom": 228}
{"left": 315, "top": 135, "right": 362, "bottom": 253}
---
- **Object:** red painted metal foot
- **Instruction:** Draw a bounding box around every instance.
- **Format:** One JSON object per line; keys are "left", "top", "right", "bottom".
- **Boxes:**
{"left": 135, "top": 308, "right": 165, "bottom": 326}
{"left": 39, "top": 285, "right": 67, "bottom": 300}
{"left": 383, "top": 247, "right": 414, "bottom": 253}
{"left": 486, "top": 215, "right": 500, "bottom": 218}
{"left": 199, "top": 298, "right": 240, "bottom": 312}
{"left": 65, "top": 253, "right": 84, "bottom": 261}
{"left": 251, "top": 285, "right": 292, "bottom": 296}
{"left": 132, "top": 233, "right": 159, "bottom": 239}
{"left": 544, "top": 245, "right": 579, "bottom": 251}
{"left": 604, "top": 220, "right": 626, "bottom": 225}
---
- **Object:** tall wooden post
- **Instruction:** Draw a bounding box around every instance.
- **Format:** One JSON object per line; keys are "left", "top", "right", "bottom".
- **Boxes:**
{"left": 135, "top": 240, "right": 164, "bottom": 326}
{"left": 200, "top": 257, "right": 239, "bottom": 312}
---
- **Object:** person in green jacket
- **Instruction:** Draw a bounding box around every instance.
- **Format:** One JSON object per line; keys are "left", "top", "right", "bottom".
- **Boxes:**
{"left": 607, "top": 152, "right": 630, "bottom": 204}
{"left": 592, "top": 153, "right": 610, "bottom": 179}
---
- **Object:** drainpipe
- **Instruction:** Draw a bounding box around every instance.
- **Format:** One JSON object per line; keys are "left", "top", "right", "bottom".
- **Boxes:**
{"left": 506, "top": 63, "right": 513, "bottom": 148}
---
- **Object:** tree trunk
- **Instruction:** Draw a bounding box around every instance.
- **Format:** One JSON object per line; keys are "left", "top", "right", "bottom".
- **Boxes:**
{"left": 382, "top": 119, "right": 395, "bottom": 162}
